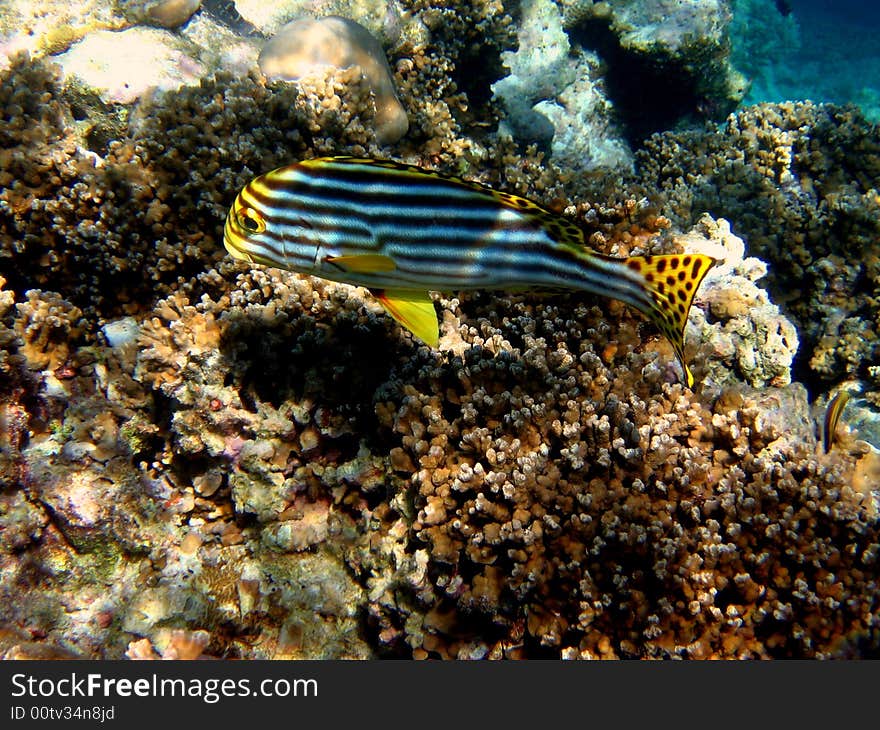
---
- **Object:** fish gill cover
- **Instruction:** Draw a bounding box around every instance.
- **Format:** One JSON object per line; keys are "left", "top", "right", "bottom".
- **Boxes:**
{"left": 0, "top": 0, "right": 878, "bottom": 660}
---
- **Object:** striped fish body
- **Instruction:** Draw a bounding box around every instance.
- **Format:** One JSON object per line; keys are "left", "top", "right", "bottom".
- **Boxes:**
{"left": 224, "top": 157, "right": 716, "bottom": 386}
{"left": 226, "top": 158, "right": 616, "bottom": 292}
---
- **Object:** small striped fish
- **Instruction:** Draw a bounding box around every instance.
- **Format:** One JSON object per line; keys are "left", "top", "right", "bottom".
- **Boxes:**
{"left": 823, "top": 390, "right": 851, "bottom": 453}
{"left": 224, "top": 157, "right": 716, "bottom": 386}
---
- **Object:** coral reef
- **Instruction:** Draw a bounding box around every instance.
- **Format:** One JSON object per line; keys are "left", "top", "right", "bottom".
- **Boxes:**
{"left": 637, "top": 101, "right": 880, "bottom": 403}
{"left": 373, "top": 362, "right": 876, "bottom": 658}
{"left": 4, "top": 198, "right": 877, "bottom": 660}
{"left": 676, "top": 215, "right": 799, "bottom": 389}
{"left": 0, "top": 52, "right": 379, "bottom": 322}
{"left": 561, "top": 0, "right": 747, "bottom": 140}
{"left": 491, "top": 0, "right": 632, "bottom": 172}
{"left": 0, "top": 1, "right": 878, "bottom": 661}
{"left": 490, "top": 0, "right": 571, "bottom": 149}
{"left": 403, "top": 0, "right": 515, "bottom": 134}
{"left": 489, "top": 0, "right": 750, "bottom": 170}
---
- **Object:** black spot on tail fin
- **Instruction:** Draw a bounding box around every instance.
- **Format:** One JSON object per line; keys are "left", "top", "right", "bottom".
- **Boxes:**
{"left": 625, "top": 253, "right": 717, "bottom": 387}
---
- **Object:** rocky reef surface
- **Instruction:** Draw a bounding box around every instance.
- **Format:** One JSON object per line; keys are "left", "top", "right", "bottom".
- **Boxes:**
{"left": 0, "top": 0, "right": 878, "bottom": 659}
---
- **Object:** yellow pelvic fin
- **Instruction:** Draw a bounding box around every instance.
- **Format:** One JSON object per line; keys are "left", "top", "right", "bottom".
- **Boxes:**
{"left": 373, "top": 289, "right": 439, "bottom": 347}
{"left": 625, "top": 253, "right": 717, "bottom": 388}
{"left": 325, "top": 254, "right": 397, "bottom": 273}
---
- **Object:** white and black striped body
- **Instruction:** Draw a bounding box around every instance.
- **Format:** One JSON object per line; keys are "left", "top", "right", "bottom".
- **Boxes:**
{"left": 225, "top": 158, "right": 652, "bottom": 309}
{"left": 224, "top": 157, "right": 716, "bottom": 386}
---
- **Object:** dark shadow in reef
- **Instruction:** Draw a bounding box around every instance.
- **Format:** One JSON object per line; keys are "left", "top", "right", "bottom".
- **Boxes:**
{"left": 452, "top": 37, "right": 510, "bottom": 130}
{"left": 568, "top": 17, "right": 732, "bottom": 146}
{"left": 218, "top": 303, "right": 416, "bottom": 457}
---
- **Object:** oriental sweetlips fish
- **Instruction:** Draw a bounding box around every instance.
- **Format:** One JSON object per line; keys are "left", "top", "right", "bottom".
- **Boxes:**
{"left": 224, "top": 157, "right": 716, "bottom": 386}
{"left": 823, "top": 390, "right": 851, "bottom": 453}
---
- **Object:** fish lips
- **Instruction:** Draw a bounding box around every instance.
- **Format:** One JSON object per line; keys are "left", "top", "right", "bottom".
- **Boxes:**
{"left": 223, "top": 210, "right": 256, "bottom": 262}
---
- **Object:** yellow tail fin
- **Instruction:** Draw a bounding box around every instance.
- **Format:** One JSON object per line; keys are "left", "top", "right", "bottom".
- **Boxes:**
{"left": 625, "top": 253, "right": 716, "bottom": 387}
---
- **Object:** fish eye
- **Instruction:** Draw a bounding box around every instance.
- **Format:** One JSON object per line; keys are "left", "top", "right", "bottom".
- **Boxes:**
{"left": 237, "top": 207, "right": 265, "bottom": 234}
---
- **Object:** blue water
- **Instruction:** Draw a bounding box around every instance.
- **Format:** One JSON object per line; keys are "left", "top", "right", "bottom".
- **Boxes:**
{"left": 732, "top": 0, "right": 880, "bottom": 121}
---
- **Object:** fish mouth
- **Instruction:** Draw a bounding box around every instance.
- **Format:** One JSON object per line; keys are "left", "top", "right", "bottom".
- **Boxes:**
{"left": 223, "top": 210, "right": 254, "bottom": 262}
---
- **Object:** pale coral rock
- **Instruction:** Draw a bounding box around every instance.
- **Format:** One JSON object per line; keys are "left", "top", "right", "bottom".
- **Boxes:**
{"left": 179, "top": 9, "right": 261, "bottom": 75}
{"left": 122, "top": 586, "right": 192, "bottom": 637}
{"left": 491, "top": 0, "right": 631, "bottom": 172}
{"left": 852, "top": 448, "right": 880, "bottom": 515}
{"left": 259, "top": 15, "right": 408, "bottom": 144}
{"left": 230, "top": 469, "right": 287, "bottom": 522}
{"left": 261, "top": 552, "right": 371, "bottom": 659}
{"left": 120, "top": 0, "right": 202, "bottom": 29}
{"left": 0, "top": 0, "right": 123, "bottom": 68}
{"left": 747, "top": 383, "right": 816, "bottom": 457}
{"left": 678, "top": 215, "right": 799, "bottom": 388}
{"left": 55, "top": 27, "right": 205, "bottom": 104}
{"left": 491, "top": 0, "right": 571, "bottom": 148}
{"left": 0, "top": 487, "right": 47, "bottom": 552}
{"left": 570, "top": 0, "right": 730, "bottom": 53}
{"left": 532, "top": 58, "right": 633, "bottom": 173}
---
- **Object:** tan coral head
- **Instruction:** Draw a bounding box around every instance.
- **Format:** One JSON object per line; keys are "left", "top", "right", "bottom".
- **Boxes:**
{"left": 257, "top": 16, "right": 408, "bottom": 145}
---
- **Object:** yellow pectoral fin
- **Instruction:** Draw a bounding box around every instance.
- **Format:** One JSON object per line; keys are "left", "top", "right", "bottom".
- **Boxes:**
{"left": 325, "top": 254, "right": 397, "bottom": 273}
{"left": 373, "top": 289, "right": 439, "bottom": 347}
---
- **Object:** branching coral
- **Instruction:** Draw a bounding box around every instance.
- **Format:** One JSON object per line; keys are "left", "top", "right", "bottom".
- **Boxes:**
{"left": 3, "top": 203, "right": 878, "bottom": 659}
{"left": 370, "top": 329, "right": 877, "bottom": 659}
{"left": 0, "top": 52, "right": 379, "bottom": 323}
{"left": 13, "top": 290, "right": 85, "bottom": 372}
{"left": 404, "top": 0, "right": 514, "bottom": 124}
